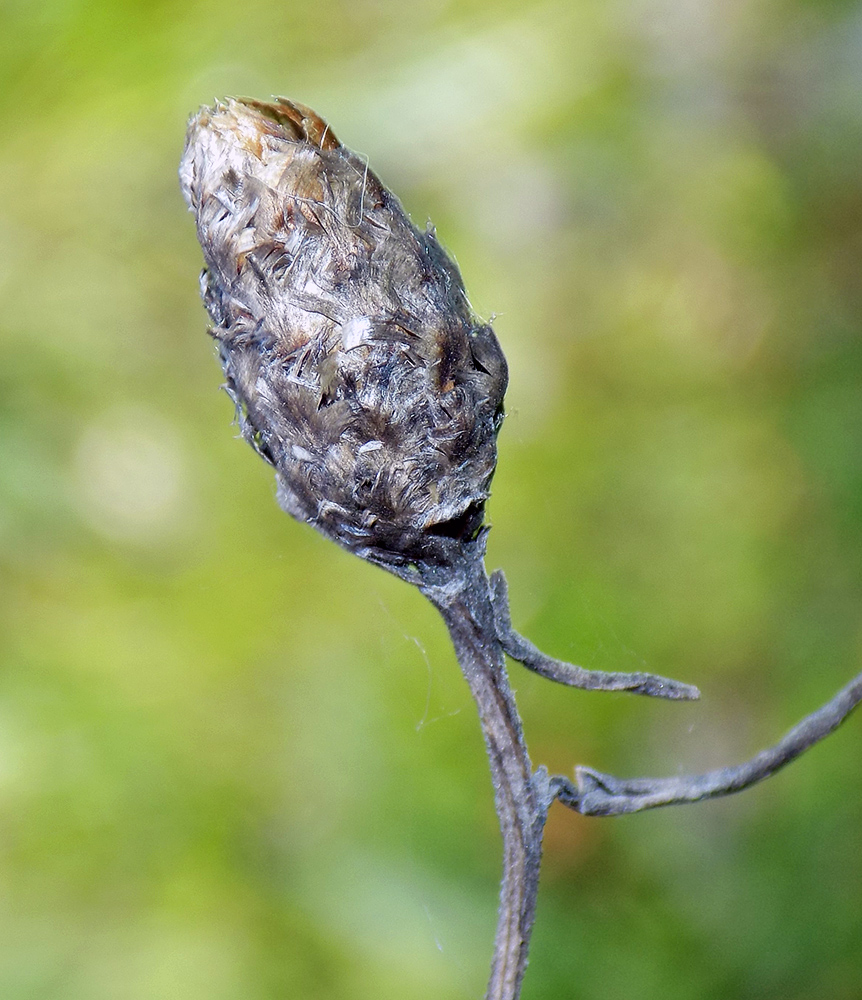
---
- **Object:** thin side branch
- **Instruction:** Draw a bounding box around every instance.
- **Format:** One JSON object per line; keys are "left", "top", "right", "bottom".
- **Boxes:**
{"left": 552, "top": 668, "right": 862, "bottom": 816}
{"left": 490, "top": 570, "right": 701, "bottom": 702}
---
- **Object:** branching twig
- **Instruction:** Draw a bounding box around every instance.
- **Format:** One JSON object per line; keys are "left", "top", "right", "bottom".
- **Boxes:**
{"left": 490, "top": 570, "right": 701, "bottom": 701}
{"left": 409, "top": 539, "right": 861, "bottom": 1000}
{"left": 404, "top": 533, "right": 862, "bottom": 1000}
{"left": 550, "top": 667, "right": 862, "bottom": 817}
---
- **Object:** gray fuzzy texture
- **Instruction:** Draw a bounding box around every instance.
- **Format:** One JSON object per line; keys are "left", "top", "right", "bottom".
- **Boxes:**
{"left": 179, "top": 97, "right": 507, "bottom": 567}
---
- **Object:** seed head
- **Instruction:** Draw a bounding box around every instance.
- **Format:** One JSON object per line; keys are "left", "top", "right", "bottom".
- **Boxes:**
{"left": 180, "top": 98, "right": 507, "bottom": 568}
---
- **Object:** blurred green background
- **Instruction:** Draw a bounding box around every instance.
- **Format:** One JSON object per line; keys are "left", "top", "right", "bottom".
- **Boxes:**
{"left": 2, "top": 0, "right": 862, "bottom": 997}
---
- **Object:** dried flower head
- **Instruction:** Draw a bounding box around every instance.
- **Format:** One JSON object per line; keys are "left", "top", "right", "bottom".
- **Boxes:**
{"left": 179, "top": 97, "right": 507, "bottom": 568}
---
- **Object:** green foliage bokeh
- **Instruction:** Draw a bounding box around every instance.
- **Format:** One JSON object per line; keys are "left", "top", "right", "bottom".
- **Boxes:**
{"left": 1, "top": 1, "right": 861, "bottom": 997}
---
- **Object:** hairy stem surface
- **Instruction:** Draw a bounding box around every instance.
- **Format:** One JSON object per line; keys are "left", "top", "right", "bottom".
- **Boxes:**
{"left": 420, "top": 544, "right": 548, "bottom": 1000}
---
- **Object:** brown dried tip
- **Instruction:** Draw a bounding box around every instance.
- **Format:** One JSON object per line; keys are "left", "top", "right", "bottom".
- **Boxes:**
{"left": 179, "top": 97, "right": 507, "bottom": 568}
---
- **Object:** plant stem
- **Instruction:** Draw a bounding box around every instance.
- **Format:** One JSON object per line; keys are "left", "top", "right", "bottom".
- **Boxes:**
{"left": 420, "top": 541, "right": 549, "bottom": 1000}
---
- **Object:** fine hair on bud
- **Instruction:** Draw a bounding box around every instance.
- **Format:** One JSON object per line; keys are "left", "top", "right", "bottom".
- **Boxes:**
{"left": 180, "top": 97, "right": 508, "bottom": 568}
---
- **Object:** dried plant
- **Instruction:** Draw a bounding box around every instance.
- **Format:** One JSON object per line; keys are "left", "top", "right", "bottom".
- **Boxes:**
{"left": 180, "top": 97, "right": 862, "bottom": 1000}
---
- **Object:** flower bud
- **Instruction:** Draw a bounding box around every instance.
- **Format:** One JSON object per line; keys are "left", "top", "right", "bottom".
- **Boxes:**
{"left": 180, "top": 98, "right": 507, "bottom": 567}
